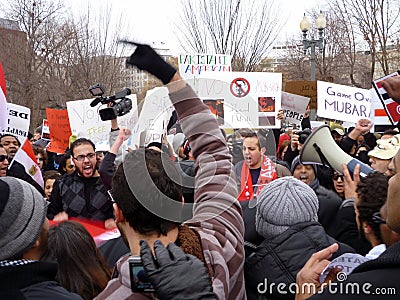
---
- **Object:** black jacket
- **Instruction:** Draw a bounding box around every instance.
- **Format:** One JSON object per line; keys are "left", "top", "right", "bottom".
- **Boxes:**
{"left": 312, "top": 240, "right": 400, "bottom": 299}
{"left": 244, "top": 221, "right": 355, "bottom": 300}
{"left": 0, "top": 261, "right": 82, "bottom": 299}
{"left": 47, "top": 171, "right": 112, "bottom": 220}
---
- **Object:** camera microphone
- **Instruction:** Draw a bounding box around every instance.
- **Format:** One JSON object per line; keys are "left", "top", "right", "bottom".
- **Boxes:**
{"left": 114, "top": 88, "right": 131, "bottom": 99}
{"left": 90, "top": 97, "right": 102, "bottom": 107}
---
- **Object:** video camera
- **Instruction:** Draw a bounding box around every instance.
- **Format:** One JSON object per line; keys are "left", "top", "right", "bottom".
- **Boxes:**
{"left": 89, "top": 83, "right": 133, "bottom": 121}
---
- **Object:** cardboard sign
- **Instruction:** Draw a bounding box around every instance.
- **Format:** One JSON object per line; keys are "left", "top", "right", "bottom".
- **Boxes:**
{"left": 285, "top": 81, "right": 317, "bottom": 109}
{"left": 46, "top": 108, "right": 72, "bottom": 153}
{"left": 372, "top": 71, "right": 400, "bottom": 125}
{"left": 179, "top": 53, "right": 231, "bottom": 79}
{"left": 189, "top": 72, "right": 282, "bottom": 128}
{"left": 1, "top": 103, "right": 30, "bottom": 144}
{"left": 317, "top": 81, "right": 371, "bottom": 122}
{"left": 281, "top": 92, "right": 310, "bottom": 125}
{"left": 66, "top": 95, "right": 138, "bottom": 144}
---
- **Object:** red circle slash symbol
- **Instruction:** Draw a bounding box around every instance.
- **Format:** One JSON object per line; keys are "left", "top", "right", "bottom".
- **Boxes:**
{"left": 230, "top": 78, "right": 250, "bottom": 98}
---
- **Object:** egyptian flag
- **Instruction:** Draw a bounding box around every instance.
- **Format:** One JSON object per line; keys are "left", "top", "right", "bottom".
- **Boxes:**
{"left": 10, "top": 139, "right": 44, "bottom": 188}
{"left": 0, "top": 61, "right": 7, "bottom": 132}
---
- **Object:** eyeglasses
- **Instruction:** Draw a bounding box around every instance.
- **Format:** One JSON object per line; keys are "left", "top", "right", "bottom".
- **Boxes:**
{"left": 73, "top": 152, "right": 96, "bottom": 162}
{"left": 371, "top": 212, "right": 386, "bottom": 225}
{"left": 107, "top": 190, "right": 116, "bottom": 204}
{"left": 0, "top": 155, "right": 8, "bottom": 162}
{"left": 332, "top": 173, "right": 344, "bottom": 181}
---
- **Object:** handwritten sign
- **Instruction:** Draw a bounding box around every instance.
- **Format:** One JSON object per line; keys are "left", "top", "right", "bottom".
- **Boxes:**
{"left": 188, "top": 72, "right": 282, "bottom": 128}
{"left": 179, "top": 53, "right": 231, "bottom": 80}
{"left": 129, "top": 87, "right": 173, "bottom": 149}
{"left": 66, "top": 95, "right": 138, "bottom": 144}
{"left": 285, "top": 81, "right": 317, "bottom": 109}
{"left": 1, "top": 103, "right": 30, "bottom": 144}
{"left": 317, "top": 81, "right": 371, "bottom": 122}
{"left": 281, "top": 92, "right": 310, "bottom": 125}
{"left": 46, "top": 108, "right": 72, "bottom": 153}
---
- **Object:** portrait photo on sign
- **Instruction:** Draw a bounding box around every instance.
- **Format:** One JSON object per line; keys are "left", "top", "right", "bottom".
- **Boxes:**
{"left": 203, "top": 99, "right": 224, "bottom": 125}
{"left": 258, "top": 96, "right": 275, "bottom": 112}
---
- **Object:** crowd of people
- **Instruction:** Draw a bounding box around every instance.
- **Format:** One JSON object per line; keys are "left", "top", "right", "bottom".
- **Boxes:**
{"left": 1, "top": 42, "right": 400, "bottom": 300}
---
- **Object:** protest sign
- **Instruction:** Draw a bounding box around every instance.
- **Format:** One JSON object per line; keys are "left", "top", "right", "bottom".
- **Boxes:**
{"left": 317, "top": 81, "right": 371, "bottom": 123}
{"left": 66, "top": 95, "right": 138, "bottom": 144}
{"left": 281, "top": 92, "right": 310, "bottom": 125}
{"left": 46, "top": 108, "right": 72, "bottom": 153}
{"left": 41, "top": 119, "right": 50, "bottom": 140}
{"left": 179, "top": 53, "right": 231, "bottom": 80}
{"left": 372, "top": 71, "right": 400, "bottom": 125}
{"left": 2, "top": 103, "right": 30, "bottom": 144}
{"left": 285, "top": 81, "right": 317, "bottom": 109}
{"left": 129, "top": 87, "right": 173, "bottom": 149}
{"left": 189, "top": 72, "right": 282, "bottom": 128}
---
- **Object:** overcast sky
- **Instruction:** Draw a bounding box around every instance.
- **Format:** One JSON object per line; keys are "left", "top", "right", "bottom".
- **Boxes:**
{"left": 1, "top": 0, "right": 326, "bottom": 54}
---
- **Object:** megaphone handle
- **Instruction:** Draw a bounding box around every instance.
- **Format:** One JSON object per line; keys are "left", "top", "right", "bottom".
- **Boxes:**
{"left": 347, "top": 159, "right": 375, "bottom": 178}
{"left": 313, "top": 143, "right": 335, "bottom": 172}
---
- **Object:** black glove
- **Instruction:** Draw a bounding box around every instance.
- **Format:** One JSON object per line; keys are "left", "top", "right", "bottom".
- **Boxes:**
{"left": 122, "top": 41, "right": 176, "bottom": 85}
{"left": 140, "top": 240, "right": 215, "bottom": 300}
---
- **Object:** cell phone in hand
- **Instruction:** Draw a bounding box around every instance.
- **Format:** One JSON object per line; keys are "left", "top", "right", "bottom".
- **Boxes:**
{"left": 129, "top": 256, "right": 155, "bottom": 293}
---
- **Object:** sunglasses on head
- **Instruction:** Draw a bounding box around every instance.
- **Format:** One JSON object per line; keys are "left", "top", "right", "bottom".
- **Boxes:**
{"left": 371, "top": 212, "right": 386, "bottom": 225}
{"left": 332, "top": 173, "right": 344, "bottom": 181}
{"left": 0, "top": 155, "right": 8, "bottom": 162}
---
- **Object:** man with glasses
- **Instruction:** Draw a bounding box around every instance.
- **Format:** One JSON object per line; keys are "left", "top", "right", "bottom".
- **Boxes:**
{"left": 47, "top": 138, "right": 114, "bottom": 229}
{"left": 0, "top": 144, "right": 9, "bottom": 177}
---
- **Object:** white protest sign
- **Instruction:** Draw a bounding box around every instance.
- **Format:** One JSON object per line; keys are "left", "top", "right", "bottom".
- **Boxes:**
{"left": 66, "top": 95, "right": 138, "bottom": 144}
{"left": 42, "top": 119, "right": 50, "bottom": 140}
{"left": 179, "top": 53, "right": 231, "bottom": 80}
{"left": 129, "top": 87, "right": 173, "bottom": 149}
{"left": 2, "top": 103, "right": 30, "bottom": 144}
{"left": 281, "top": 92, "right": 310, "bottom": 125}
{"left": 190, "top": 72, "right": 282, "bottom": 129}
{"left": 319, "top": 253, "right": 370, "bottom": 283}
{"left": 317, "top": 81, "right": 371, "bottom": 122}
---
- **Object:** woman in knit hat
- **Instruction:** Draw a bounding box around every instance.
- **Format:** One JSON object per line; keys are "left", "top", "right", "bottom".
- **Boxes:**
{"left": 244, "top": 177, "right": 354, "bottom": 300}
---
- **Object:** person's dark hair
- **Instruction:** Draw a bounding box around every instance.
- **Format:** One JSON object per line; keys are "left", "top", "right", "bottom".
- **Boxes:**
{"left": 241, "top": 131, "right": 266, "bottom": 150}
{"left": 0, "top": 133, "right": 21, "bottom": 147}
{"left": 43, "top": 170, "right": 61, "bottom": 183}
{"left": 70, "top": 138, "right": 95, "bottom": 157}
{"left": 41, "top": 221, "right": 111, "bottom": 300}
{"left": 277, "top": 139, "right": 290, "bottom": 160}
{"left": 32, "top": 145, "right": 48, "bottom": 168}
{"left": 112, "top": 148, "right": 181, "bottom": 235}
{"left": 58, "top": 150, "right": 72, "bottom": 175}
{"left": 356, "top": 172, "right": 388, "bottom": 243}
{"left": 382, "top": 129, "right": 399, "bottom": 137}
{"left": 146, "top": 142, "right": 162, "bottom": 150}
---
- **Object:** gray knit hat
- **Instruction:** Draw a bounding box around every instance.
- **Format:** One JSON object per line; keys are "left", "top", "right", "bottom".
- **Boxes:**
{"left": 0, "top": 177, "right": 47, "bottom": 260}
{"left": 255, "top": 176, "right": 319, "bottom": 239}
{"left": 290, "top": 155, "right": 317, "bottom": 175}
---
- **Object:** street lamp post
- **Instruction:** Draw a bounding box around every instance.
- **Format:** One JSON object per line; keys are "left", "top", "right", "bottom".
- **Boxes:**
{"left": 300, "top": 12, "right": 327, "bottom": 81}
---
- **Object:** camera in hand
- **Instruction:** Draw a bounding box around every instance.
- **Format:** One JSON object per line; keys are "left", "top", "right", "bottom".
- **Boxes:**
{"left": 89, "top": 83, "right": 133, "bottom": 121}
{"left": 297, "top": 128, "right": 312, "bottom": 144}
{"left": 129, "top": 256, "right": 155, "bottom": 293}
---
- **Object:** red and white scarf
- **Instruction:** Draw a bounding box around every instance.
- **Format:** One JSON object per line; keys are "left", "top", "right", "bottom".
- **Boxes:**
{"left": 238, "top": 155, "right": 277, "bottom": 201}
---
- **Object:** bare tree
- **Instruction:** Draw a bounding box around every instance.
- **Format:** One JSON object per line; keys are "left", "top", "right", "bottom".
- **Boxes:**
{"left": 327, "top": 0, "right": 400, "bottom": 80}
{"left": 176, "top": 0, "right": 284, "bottom": 71}
{"left": 0, "top": 0, "right": 128, "bottom": 128}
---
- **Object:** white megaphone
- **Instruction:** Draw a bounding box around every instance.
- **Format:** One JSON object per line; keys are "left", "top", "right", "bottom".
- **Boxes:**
{"left": 300, "top": 125, "right": 374, "bottom": 177}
